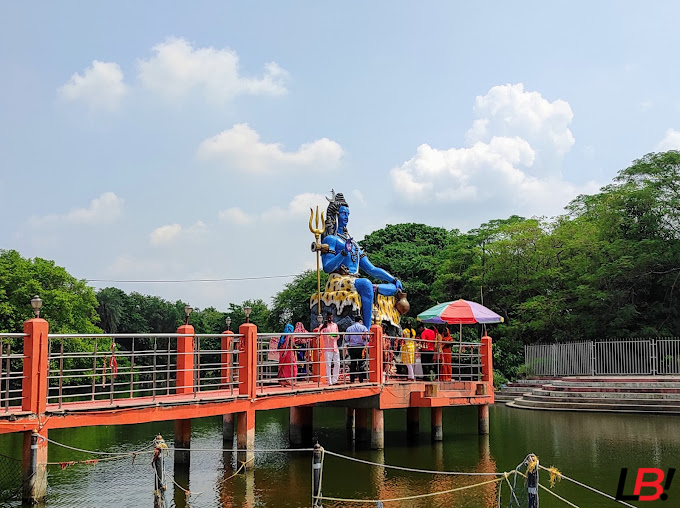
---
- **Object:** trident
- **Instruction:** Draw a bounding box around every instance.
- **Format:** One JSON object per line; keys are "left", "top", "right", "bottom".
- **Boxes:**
{"left": 309, "top": 206, "right": 326, "bottom": 327}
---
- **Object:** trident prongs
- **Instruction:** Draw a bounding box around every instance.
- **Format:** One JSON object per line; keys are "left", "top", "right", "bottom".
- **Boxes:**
{"left": 309, "top": 207, "right": 325, "bottom": 237}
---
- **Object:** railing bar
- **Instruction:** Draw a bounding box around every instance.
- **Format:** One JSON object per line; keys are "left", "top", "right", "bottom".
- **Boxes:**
{"left": 58, "top": 340, "right": 64, "bottom": 409}
{"left": 91, "top": 338, "right": 97, "bottom": 401}
{"left": 152, "top": 337, "right": 157, "bottom": 402}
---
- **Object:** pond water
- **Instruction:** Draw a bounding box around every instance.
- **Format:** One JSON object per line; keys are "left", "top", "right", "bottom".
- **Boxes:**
{"left": 1, "top": 404, "right": 677, "bottom": 507}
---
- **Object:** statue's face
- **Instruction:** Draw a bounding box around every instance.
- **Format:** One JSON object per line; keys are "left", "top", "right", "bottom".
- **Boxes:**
{"left": 338, "top": 205, "right": 350, "bottom": 230}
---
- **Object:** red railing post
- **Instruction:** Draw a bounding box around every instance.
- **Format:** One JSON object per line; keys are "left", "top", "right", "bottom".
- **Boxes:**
{"left": 176, "top": 324, "right": 195, "bottom": 394}
{"left": 481, "top": 335, "right": 493, "bottom": 385}
{"left": 368, "top": 324, "right": 383, "bottom": 384}
{"left": 221, "top": 330, "right": 234, "bottom": 387}
{"left": 22, "top": 318, "right": 49, "bottom": 414}
{"left": 239, "top": 323, "right": 257, "bottom": 399}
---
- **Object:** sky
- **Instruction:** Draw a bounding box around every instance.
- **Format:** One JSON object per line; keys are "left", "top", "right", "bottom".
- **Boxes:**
{"left": 2, "top": 1, "right": 680, "bottom": 312}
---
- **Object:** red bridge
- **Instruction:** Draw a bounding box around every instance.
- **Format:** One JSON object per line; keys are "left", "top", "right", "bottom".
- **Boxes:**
{"left": 0, "top": 316, "right": 494, "bottom": 503}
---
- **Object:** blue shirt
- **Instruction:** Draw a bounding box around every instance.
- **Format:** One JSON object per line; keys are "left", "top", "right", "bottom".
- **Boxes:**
{"left": 345, "top": 322, "right": 368, "bottom": 347}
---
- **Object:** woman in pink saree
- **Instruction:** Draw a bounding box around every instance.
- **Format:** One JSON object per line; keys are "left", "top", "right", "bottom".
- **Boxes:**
{"left": 278, "top": 323, "right": 297, "bottom": 386}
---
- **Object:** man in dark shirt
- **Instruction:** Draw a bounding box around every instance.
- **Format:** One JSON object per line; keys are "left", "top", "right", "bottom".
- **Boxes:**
{"left": 344, "top": 314, "right": 369, "bottom": 382}
{"left": 417, "top": 323, "right": 437, "bottom": 380}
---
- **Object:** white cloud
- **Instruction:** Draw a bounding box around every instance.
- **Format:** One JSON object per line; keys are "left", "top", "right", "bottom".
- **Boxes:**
{"left": 58, "top": 61, "right": 127, "bottom": 111}
{"left": 218, "top": 207, "right": 256, "bottom": 225}
{"left": 261, "top": 193, "right": 326, "bottom": 223}
{"left": 391, "top": 83, "right": 597, "bottom": 225}
{"left": 149, "top": 224, "right": 182, "bottom": 245}
{"left": 149, "top": 221, "right": 207, "bottom": 246}
{"left": 466, "top": 83, "right": 574, "bottom": 174}
{"left": 656, "top": 129, "right": 680, "bottom": 151}
{"left": 31, "top": 192, "right": 124, "bottom": 226}
{"left": 197, "top": 123, "right": 343, "bottom": 173}
{"left": 137, "top": 38, "right": 288, "bottom": 103}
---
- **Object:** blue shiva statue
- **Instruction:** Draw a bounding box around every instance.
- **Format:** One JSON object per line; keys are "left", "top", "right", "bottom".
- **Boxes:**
{"left": 321, "top": 191, "right": 403, "bottom": 327}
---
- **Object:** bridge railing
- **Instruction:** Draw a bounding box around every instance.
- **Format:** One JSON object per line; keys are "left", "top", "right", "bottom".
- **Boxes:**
{"left": 254, "top": 330, "right": 380, "bottom": 393}
{"left": 9, "top": 318, "right": 494, "bottom": 413}
{"left": 44, "top": 332, "right": 242, "bottom": 408}
{"left": 0, "top": 334, "right": 27, "bottom": 411}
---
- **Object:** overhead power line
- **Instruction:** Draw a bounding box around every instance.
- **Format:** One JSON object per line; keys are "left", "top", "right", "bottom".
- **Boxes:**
{"left": 86, "top": 274, "right": 298, "bottom": 284}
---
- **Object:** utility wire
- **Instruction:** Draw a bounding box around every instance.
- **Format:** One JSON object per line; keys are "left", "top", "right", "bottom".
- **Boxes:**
{"left": 86, "top": 274, "right": 298, "bottom": 284}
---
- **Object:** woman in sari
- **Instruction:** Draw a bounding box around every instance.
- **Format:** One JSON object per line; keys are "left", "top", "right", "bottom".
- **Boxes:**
{"left": 278, "top": 323, "right": 297, "bottom": 386}
{"left": 439, "top": 327, "right": 453, "bottom": 381}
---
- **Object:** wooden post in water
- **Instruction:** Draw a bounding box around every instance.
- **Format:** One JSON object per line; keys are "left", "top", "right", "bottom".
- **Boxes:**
{"left": 312, "top": 443, "right": 323, "bottom": 507}
{"left": 152, "top": 434, "right": 167, "bottom": 508}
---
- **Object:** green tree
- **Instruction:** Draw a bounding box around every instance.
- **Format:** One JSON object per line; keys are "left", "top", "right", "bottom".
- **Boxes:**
{"left": 269, "top": 270, "right": 327, "bottom": 330}
{"left": 0, "top": 249, "right": 100, "bottom": 333}
{"left": 96, "top": 287, "right": 126, "bottom": 333}
{"left": 359, "top": 223, "right": 454, "bottom": 316}
{"left": 225, "top": 299, "right": 272, "bottom": 333}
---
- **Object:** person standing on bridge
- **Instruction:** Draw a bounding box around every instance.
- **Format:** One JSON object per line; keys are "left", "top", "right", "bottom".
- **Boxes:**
{"left": 344, "top": 313, "right": 368, "bottom": 383}
{"left": 320, "top": 313, "right": 340, "bottom": 385}
{"left": 277, "top": 323, "right": 297, "bottom": 386}
{"left": 418, "top": 323, "right": 437, "bottom": 380}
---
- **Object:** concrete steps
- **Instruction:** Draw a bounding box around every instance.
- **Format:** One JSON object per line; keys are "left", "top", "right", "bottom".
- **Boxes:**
{"left": 499, "top": 376, "right": 680, "bottom": 413}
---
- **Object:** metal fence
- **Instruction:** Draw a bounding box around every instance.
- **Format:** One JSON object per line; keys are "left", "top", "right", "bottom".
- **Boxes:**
{"left": 46, "top": 333, "right": 241, "bottom": 407}
{"left": 524, "top": 338, "right": 680, "bottom": 376}
{"left": 0, "top": 334, "right": 27, "bottom": 411}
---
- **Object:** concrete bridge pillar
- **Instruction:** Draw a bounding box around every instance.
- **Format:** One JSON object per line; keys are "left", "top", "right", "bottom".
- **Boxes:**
{"left": 237, "top": 409, "right": 255, "bottom": 467}
{"left": 370, "top": 408, "right": 384, "bottom": 449}
{"left": 478, "top": 404, "right": 490, "bottom": 435}
{"left": 345, "top": 407, "right": 355, "bottom": 438}
{"left": 431, "top": 407, "right": 443, "bottom": 441}
{"left": 22, "top": 430, "right": 47, "bottom": 504}
{"left": 174, "top": 419, "right": 192, "bottom": 465}
{"left": 355, "top": 408, "right": 370, "bottom": 443}
{"left": 289, "top": 406, "right": 313, "bottom": 447}
{"left": 223, "top": 413, "right": 235, "bottom": 446}
{"left": 407, "top": 407, "right": 419, "bottom": 440}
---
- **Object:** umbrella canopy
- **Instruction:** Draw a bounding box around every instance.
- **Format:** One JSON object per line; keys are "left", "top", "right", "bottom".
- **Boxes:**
{"left": 417, "top": 299, "right": 504, "bottom": 325}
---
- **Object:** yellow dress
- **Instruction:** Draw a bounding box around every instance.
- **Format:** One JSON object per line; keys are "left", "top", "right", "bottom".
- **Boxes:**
{"left": 401, "top": 339, "right": 415, "bottom": 365}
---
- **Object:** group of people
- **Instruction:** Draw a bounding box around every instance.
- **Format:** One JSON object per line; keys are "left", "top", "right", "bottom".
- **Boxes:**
{"left": 387, "top": 322, "right": 462, "bottom": 382}
{"left": 275, "top": 312, "right": 369, "bottom": 386}
{"left": 275, "top": 316, "right": 469, "bottom": 386}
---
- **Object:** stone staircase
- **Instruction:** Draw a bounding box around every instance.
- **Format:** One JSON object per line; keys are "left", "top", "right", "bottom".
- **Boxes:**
{"left": 499, "top": 377, "right": 680, "bottom": 414}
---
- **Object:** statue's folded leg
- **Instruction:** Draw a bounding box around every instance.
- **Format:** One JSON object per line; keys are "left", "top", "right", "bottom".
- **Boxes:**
{"left": 354, "top": 278, "right": 374, "bottom": 327}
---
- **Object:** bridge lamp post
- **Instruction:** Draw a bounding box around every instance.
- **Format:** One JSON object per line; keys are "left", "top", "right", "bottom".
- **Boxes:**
{"left": 31, "top": 295, "right": 43, "bottom": 318}
{"left": 225, "top": 317, "right": 232, "bottom": 331}
{"left": 184, "top": 305, "right": 193, "bottom": 325}
{"left": 244, "top": 306, "right": 252, "bottom": 324}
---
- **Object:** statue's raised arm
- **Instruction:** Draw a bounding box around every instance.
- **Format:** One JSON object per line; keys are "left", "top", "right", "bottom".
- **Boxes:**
{"left": 313, "top": 191, "right": 407, "bottom": 329}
